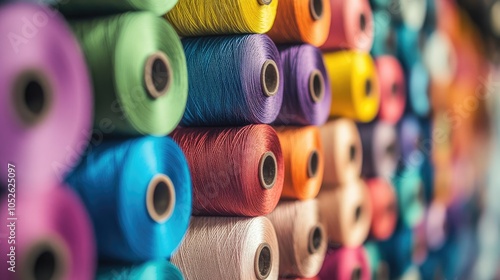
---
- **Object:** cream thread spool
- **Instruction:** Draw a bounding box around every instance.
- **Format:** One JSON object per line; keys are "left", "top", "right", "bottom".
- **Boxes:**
{"left": 19, "top": 237, "right": 70, "bottom": 280}
{"left": 261, "top": 59, "right": 280, "bottom": 97}
{"left": 267, "top": 200, "right": 327, "bottom": 278}
{"left": 146, "top": 174, "right": 176, "bottom": 223}
{"left": 259, "top": 151, "right": 278, "bottom": 190}
{"left": 172, "top": 217, "right": 279, "bottom": 280}
{"left": 144, "top": 51, "right": 173, "bottom": 99}
{"left": 12, "top": 70, "right": 53, "bottom": 127}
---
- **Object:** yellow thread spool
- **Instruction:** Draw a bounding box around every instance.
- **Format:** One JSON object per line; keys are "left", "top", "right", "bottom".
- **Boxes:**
{"left": 165, "top": 0, "right": 278, "bottom": 36}
{"left": 323, "top": 51, "right": 380, "bottom": 122}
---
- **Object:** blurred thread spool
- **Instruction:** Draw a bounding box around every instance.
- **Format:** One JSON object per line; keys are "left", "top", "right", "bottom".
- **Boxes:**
{"left": 318, "top": 179, "right": 372, "bottom": 247}
{"left": 398, "top": 115, "right": 424, "bottom": 167}
{"left": 370, "top": 0, "right": 390, "bottom": 8}
{"left": 390, "top": 0, "right": 427, "bottom": 31}
{"left": 357, "top": 121, "right": 399, "bottom": 178}
{"left": 489, "top": 0, "right": 500, "bottom": 38}
{"left": 267, "top": 200, "right": 327, "bottom": 278}
{"left": 407, "top": 61, "right": 430, "bottom": 117}
{"left": 318, "top": 247, "right": 370, "bottom": 280}
{"left": 165, "top": 0, "right": 278, "bottom": 36}
{"left": 0, "top": 3, "right": 92, "bottom": 191}
{"left": 371, "top": 10, "right": 397, "bottom": 56}
{"left": 267, "top": 0, "right": 331, "bottom": 46}
{"left": 378, "top": 224, "right": 416, "bottom": 279}
{"left": 273, "top": 44, "right": 331, "bottom": 126}
{"left": 366, "top": 178, "right": 398, "bottom": 240}
{"left": 320, "top": 118, "right": 363, "bottom": 187}
{"left": 96, "top": 261, "right": 183, "bottom": 280}
{"left": 275, "top": 126, "right": 324, "bottom": 200}
{"left": 71, "top": 13, "right": 188, "bottom": 136}
{"left": 424, "top": 202, "right": 448, "bottom": 251}
{"left": 56, "top": 0, "right": 177, "bottom": 16}
{"left": 322, "top": 0, "right": 374, "bottom": 51}
{"left": 66, "top": 136, "right": 191, "bottom": 261}
{"left": 181, "top": 35, "right": 283, "bottom": 126}
{"left": 395, "top": 23, "right": 423, "bottom": 69}
{"left": 393, "top": 167, "right": 425, "bottom": 228}
{"left": 171, "top": 125, "right": 284, "bottom": 216}
{"left": 0, "top": 187, "right": 95, "bottom": 280}
{"left": 375, "top": 56, "right": 406, "bottom": 124}
{"left": 323, "top": 51, "right": 380, "bottom": 122}
{"left": 423, "top": 30, "right": 457, "bottom": 87}
{"left": 171, "top": 217, "right": 279, "bottom": 280}
{"left": 400, "top": 266, "right": 423, "bottom": 280}
{"left": 364, "top": 242, "right": 390, "bottom": 280}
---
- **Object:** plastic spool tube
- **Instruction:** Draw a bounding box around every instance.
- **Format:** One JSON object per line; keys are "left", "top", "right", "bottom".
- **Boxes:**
{"left": 171, "top": 217, "right": 279, "bottom": 280}
{"left": 323, "top": 51, "right": 380, "bottom": 122}
{"left": 318, "top": 179, "right": 372, "bottom": 247}
{"left": 319, "top": 119, "right": 363, "bottom": 187}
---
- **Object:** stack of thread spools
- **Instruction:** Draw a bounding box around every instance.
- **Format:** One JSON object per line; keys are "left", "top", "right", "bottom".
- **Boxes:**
{"left": 61, "top": 0, "right": 192, "bottom": 278}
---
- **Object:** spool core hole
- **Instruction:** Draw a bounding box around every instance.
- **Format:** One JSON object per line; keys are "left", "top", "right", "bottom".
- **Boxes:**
{"left": 309, "top": 70, "right": 325, "bottom": 103}
{"left": 147, "top": 175, "right": 176, "bottom": 223}
{"left": 391, "top": 83, "right": 399, "bottom": 96}
{"left": 33, "top": 249, "right": 57, "bottom": 280}
{"left": 257, "top": 0, "right": 272, "bottom": 5}
{"left": 256, "top": 244, "right": 272, "bottom": 279}
{"left": 351, "top": 267, "right": 362, "bottom": 280}
{"left": 145, "top": 52, "right": 172, "bottom": 99}
{"left": 261, "top": 60, "right": 279, "bottom": 97}
{"left": 355, "top": 205, "right": 363, "bottom": 223}
{"left": 386, "top": 142, "right": 397, "bottom": 158}
{"left": 349, "top": 145, "right": 357, "bottom": 162}
{"left": 259, "top": 152, "right": 277, "bottom": 190}
{"left": 24, "top": 80, "right": 45, "bottom": 116}
{"left": 310, "top": 0, "right": 324, "bottom": 20}
{"left": 365, "top": 79, "right": 372, "bottom": 97}
{"left": 360, "top": 13, "right": 367, "bottom": 32}
{"left": 307, "top": 150, "right": 319, "bottom": 178}
{"left": 308, "top": 226, "right": 323, "bottom": 254}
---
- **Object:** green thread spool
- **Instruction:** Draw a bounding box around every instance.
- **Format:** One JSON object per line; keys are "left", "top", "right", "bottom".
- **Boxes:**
{"left": 57, "top": 0, "right": 177, "bottom": 17}
{"left": 71, "top": 12, "right": 188, "bottom": 136}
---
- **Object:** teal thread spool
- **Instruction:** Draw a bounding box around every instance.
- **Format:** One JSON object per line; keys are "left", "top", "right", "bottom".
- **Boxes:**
{"left": 56, "top": 0, "right": 177, "bottom": 17}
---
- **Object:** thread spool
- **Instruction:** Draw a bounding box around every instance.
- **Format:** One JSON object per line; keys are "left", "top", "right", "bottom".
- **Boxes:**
{"left": 70, "top": 12, "right": 188, "bottom": 136}
{"left": 425, "top": 201, "right": 448, "bottom": 250}
{"left": 273, "top": 45, "right": 331, "bottom": 126}
{"left": 165, "top": 0, "right": 278, "bottom": 36}
{"left": 366, "top": 178, "right": 398, "bottom": 241}
{"left": 370, "top": 0, "right": 390, "bottom": 8}
{"left": 393, "top": 167, "right": 425, "bottom": 228}
{"left": 171, "top": 217, "right": 279, "bottom": 280}
{"left": 181, "top": 35, "right": 283, "bottom": 126}
{"left": 375, "top": 56, "right": 406, "bottom": 124}
{"left": 407, "top": 61, "right": 431, "bottom": 117}
{"left": 323, "top": 51, "right": 380, "bottom": 122}
{"left": 364, "top": 242, "right": 390, "bottom": 280}
{"left": 96, "top": 261, "right": 184, "bottom": 280}
{"left": 0, "top": 3, "right": 92, "bottom": 192}
{"left": 318, "top": 179, "right": 372, "bottom": 247}
{"left": 423, "top": 31, "right": 457, "bottom": 86}
{"left": 490, "top": 0, "right": 500, "bottom": 38}
{"left": 357, "top": 121, "right": 399, "bottom": 178}
{"left": 391, "top": 0, "right": 427, "bottom": 30}
{"left": 378, "top": 224, "right": 416, "bottom": 279}
{"left": 318, "top": 247, "right": 370, "bottom": 280}
{"left": 321, "top": 0, "right": 374, "bottom": 51}
{"left": 0, "top": 187, "right": 95, "bottom": 280}
{"left": 66, "top": 136, "right": 191, "bottom": 261}
{"left": 274, "top": 126, "right": 324, "bottom": 200}
{"left": 371, "top": 10, "right": 397, "bottom": 57}
{"left": 56, "top": 0, "right": 178, "bottom": 16}
{"left": 171, "top": 125, "right": 284, "bottom": 216}
{"left": 398, "top": 115, "right": 424, "bottom": 167}
{"left": 267, "top": 0, "right": 331, "bottom": 46}
{"left": 266, "top": 200, "right": 327, "bottom": 278}
{"left": 396, "top": 24, "right": 423, "bottom": 69}
{"left": 320, "top": 119, "right": 363, "bottom": 187}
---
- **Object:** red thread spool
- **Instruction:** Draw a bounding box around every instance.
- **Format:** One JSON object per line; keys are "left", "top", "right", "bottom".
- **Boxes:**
{"left": 366, "top": 178, "right": 398, "bottom": 241}
{"left": 318, "top": 247, "right": 370, "bottom": 280}
{"left": 321, "top": 0, "right": 373, "bottom": 51}
{"left": 375, "top": 56, "right": 406, "bottom": 124}
{"left": 171, "top": 125, "right": 284, "bottom": 216}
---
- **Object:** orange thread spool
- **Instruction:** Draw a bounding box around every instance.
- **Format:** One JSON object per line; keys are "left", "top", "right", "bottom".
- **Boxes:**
{"left": 267, "top": 0, "right": 331, "bottom": 46}
{"left": 275, "top": 126, "right": 324, "bottom": 200}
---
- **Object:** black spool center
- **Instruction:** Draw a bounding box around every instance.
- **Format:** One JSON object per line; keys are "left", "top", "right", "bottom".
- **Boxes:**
{"left": 308, "top": 150, "right": 320, "bottom": 178}
{"left": 147, "top": 175, "right": 176, "bottom": 223}
{"left": 13, "top": 70, "right": 52, "bottom": 126}
{"left": 259, "top": 152, "right": 278, "bottom": 190}
{"left": 262, "top": 60, "right": 279, "bottom": 97}
{"left": 256, "top": 244, "right": 272, "bottom": 279}
{"left": 360, "top": 13, "right": 367, "bottom": 32}
{"left": 349, "top": 145, "right": 357, "bottom": 162}
{"left": 351, "top": 267, "right": 362, "bottom": 280}
{"left": 310, "top": 0, "right": 324, "bottom": 20}
{"left": 308, "top": 226, "right": 323, "bottom": 254}
{"left": 33, "top": 249, "right": 57, "bottom": 280}
{"left": 144, "top": 52, "right": 172, "bottom": 99}
{"left": 365, "top": 79, "right": 372, "bottom": 97}
{"left": 354, "top": 205, "right": 363, "bottom": 223}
